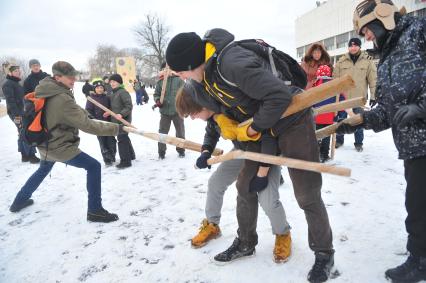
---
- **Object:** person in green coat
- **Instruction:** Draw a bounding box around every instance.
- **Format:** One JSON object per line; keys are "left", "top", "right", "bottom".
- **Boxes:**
{"left": 153, "top": 62, "right": 185, "bottom": 159}
{"left": 9, "top": 61, "right": 124, "bottom": 223}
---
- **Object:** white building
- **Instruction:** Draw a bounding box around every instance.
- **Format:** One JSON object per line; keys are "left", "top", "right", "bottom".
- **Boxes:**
{"left": 295, "top": 0, "right": 426, "bottom": 63}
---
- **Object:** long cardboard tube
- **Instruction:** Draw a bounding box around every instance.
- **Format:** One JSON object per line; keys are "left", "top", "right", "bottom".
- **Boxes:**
{"left": 238, "top": 74, "right": 355, "bottom": 127}
{"left": 207, "top": 150, "right": 351, "bottom": 177}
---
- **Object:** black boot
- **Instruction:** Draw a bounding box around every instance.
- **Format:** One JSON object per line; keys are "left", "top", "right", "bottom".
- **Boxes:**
{"left": 87, "top": 207, "right": 119, "bottom": 223}
{"left": 214, "top": 237, "right": 255, "bottom": 264}
{"left": 385, "top": 254, "right": 426, "bottom": 283}
{"left": 28, "top": 155, "right": 40, "bottom": 164}
{"left": 320, "top": 154, "right": 331, "bottom": 163}
{"left": 21, "top": 154, "right": 30, "bottom": 162}
{"left": 308, "top": 251, "right": 334, "bottom": 283}
{"left": 116, "top": 160, "right": 131, "bottom": 169}
{"left": 10, "top": 199, "right": 34, "bottom": 212}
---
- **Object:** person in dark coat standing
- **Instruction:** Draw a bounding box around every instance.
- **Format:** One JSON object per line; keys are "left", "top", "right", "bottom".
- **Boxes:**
{"left": 103, "top": 76, "right": 113, "bottom": 96}
{"left": 339, "top": 1, "right": 426, "bottom": 282}
{"left": 82, "top": 80, "right": 93, "bottom": 97}
{"left": 23, "top": 59, "right": 49, "bottom": 94}
{"left": 105, "top": 74, "right": 135, "bottom": 168}
{"left": 2, "top": 63, "right": 40, "bottom": 163}
{"left": 85, "top": 79, "right": 117, "bottom": 165}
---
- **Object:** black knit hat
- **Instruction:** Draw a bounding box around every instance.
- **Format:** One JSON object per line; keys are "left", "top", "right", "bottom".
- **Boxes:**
{"left": 166, "top": 32, "right": 205, "bottom": 72}
{"left": 348, "top": 38, "right": 362, "bottom": 47}
{"left": 109, "top": 73, "right": 123, "bottom": 84}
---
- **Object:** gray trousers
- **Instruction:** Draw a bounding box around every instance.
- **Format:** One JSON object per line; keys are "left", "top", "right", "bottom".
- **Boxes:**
{"left": 206, "top": 157, "right": 290, "bottom": 235}
{"left": 158, "top": 114, "right": 185, "bottom": 154}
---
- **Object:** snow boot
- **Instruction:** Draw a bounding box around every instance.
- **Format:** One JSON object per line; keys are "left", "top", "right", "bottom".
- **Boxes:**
{"left": 178, "top": 152, "right": 185, "bottom": 158}
{"left": 21, "top": 154, "right": 30, "bottom": 162}
{"left": 308, "top": 251, "right": 334, "bottom": 283}
{"left": 191, "top": 219, "right": 221, "bottom": 248}
{"left": 87, "top": 207, "right": 119, "bottom": 223}
{"left": 214, "top": 237, "right": 255, "bottom": 264}
{"left": 116, "top": 160, "right": 131, "bottom": 169}
{"left": 273, "top": 232, "right": 292, "bottom": 263}
{"left": 10, "top": 199, "right": 34, "bottom": 213}
{"left": 385, "top": 254, "right": 426, "bottom": 283}
{"left": 354, "top": 144, "right": 363, "bottom": 152}
{"left": 28, "top": 155, "right": 40, "bottom": 164}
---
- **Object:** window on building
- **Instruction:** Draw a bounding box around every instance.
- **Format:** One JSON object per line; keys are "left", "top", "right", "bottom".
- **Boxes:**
{"left": 297, "top": 46, "right": 304, "bottom": 58}
{"left": 336, "top": 32, "right": 349, "bottom": 49}
{"left": 417, "top": 8, "right": 426, "bottom": 17}
{"left": 324, "top": 36, "right": 335, "bottom": 51}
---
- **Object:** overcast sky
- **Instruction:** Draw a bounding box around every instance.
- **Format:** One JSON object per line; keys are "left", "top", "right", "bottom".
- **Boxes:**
{"left": 0, "top": 0, "right": 316, "bottom": 72}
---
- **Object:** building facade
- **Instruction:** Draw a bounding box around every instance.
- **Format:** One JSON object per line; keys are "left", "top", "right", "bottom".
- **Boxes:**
{"left": 295, "top": 0, "right": 426, "bottom": 64}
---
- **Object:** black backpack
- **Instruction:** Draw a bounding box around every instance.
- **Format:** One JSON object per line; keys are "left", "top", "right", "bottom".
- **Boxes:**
{"left": 216, "top": 39, "right": 307, "bottom": 89}
{"left": 21, "top": 92, "right": 50, "bottom": 146}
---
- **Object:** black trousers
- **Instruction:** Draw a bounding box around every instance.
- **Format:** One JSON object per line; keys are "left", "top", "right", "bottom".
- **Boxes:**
{"left": 117, "top": 133, "right": 135, "bottom": 163}
{"left": 404, "top": 156, "right": 426, "bottom": 257}
{"left": 97, "top": 136, "right": 116, "bottom": 163}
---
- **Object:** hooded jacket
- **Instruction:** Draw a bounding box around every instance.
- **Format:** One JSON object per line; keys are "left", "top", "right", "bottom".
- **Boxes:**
{"left": 202, "top": 28, "right": 305, "bottom": 137}
{"left": 35, "top": 77, "right": 119, "bottom": 161}
{"left": 362, "top": 15, "right": 426, "bottom": 160}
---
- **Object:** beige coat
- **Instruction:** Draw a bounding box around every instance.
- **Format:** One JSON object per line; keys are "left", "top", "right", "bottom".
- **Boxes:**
{"left": 333, "top": 51, "right": 377, "bottom": 100}
{"left": 35, "top": 77, "right": 119, "bottom": 162}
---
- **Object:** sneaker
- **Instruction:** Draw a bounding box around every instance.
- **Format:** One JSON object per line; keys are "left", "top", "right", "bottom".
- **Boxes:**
{"left": 355, "top": 144, "right": 363, "bottom": 152}
{"left": 307, "top": 251, "right": 334, "bottom": 283}
{"left": 28, "top": 155, "right": 40, "bottom": 164}
{"left": 87, "top": 207, "right": 119, "bottom": 223}
{"left": 116, "top": 161, "right": 131, "bottom": 169}
{"left": 273, "top": 232, "right": 292, "bottom": 263}
{"left": 385, "top": 254, "right": 426, "bottom": 283}
{"left": 178, "top": 152, "right": 185, "bottom": 158}
{"left": 10, "top": 199, "right": 34, "bottom": 212}
{"left": 191, "top": 219, "right": 221, "bottom": 248}
{"left": 335, "top": 142, "right": 343, "bottom": 149}
{"left": 214, "top": 238, "right": 255, "bottom": 264}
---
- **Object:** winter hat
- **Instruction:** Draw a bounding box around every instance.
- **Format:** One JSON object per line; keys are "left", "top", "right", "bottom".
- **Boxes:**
{"left": 353, "top": 0, "right": 398, "bottom": 35}
{"left": 92, "top": 79, "right": 105, "bottom": 88}
{"left": 166, "top": 32, "right": 205, "bottom": 72}
{"left": 29, "top": 59, "right": 40, "bottom": 67}
{"left": 348, "top": 38, "right": 362, "bottom": 47}
{"left": 8, "top": 64, "right": 20, "bottom": 73}
{"left": 109, "top": 73, "right": 123, "bottom": 84}
{"left": 52, "top": 61, "right": 79, "bottom": 76}
{"left": 316, "top": 65, "right": 332, "bottom": 78}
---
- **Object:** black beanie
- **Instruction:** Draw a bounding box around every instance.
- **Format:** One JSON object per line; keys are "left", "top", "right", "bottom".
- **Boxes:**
{"left": 109, "top": 74, "right": 123, "bottom": 84}
{"left": 166, "top": 32, "right": 205, "bottom": 72}
{"left": 348, "top": 38, "right": 362, "bottom": 47}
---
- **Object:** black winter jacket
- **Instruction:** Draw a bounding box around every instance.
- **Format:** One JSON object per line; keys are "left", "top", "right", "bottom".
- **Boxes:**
{"left": 202, "top": 28, "right": 305, "bottom": 136}
{"left": 2, "top": 75, "right": 25, "bottom": 120}
{"left": 362, "top": 15, "right": 426, "bottom": 160}
{"left": 23, "top": 71, "right": 49, "bottom": 94}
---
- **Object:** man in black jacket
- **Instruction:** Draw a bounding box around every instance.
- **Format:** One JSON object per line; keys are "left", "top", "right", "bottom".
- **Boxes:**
{"left": 339, "top": 1, "right": 426, "bottom": 282}
{"left": 2, "top": 63, "right": 40, "bottom": 163}
{"left": 166, "top": 30, "right": 334, "bottom": 282}
{"left": 23, "top": 59, "right": 49, "bottom": 94}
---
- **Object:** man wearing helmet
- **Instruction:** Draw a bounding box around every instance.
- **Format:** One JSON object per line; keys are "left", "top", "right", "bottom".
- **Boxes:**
{"left": 338, "top": 1, "right": 426, "bottom": 282}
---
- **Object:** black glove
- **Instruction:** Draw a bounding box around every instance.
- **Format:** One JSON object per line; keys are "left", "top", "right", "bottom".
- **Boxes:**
{"left": 336, "top": 122, "right": 362, "bottom": 135}
{"left": 369, "top": 99, "right": 377, "bottom": 108}
{"left": 249, "top": 175, "right": 269, "bottom": 193}
{"left": 118, "top": 124, "right": 127, "bottom": 135}
{"left": 393, "top": 101, "right": 426, "bottom": 128}
{"left": 195, "top": 151, "right": 212, "bottom": 169}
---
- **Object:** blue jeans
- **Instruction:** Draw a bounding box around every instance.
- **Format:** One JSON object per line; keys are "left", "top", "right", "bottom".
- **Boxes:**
{"left": 12, "top": 152, "right": 102, "bottom": 212}
{"left": 335, "top": 108, "right": 364, "bottom": 146}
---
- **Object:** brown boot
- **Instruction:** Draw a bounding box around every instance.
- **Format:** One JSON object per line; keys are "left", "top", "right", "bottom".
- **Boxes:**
{"left": 191, "top": 219, "right": 221, "bottom": 248}
{"left": 273, "top": 232, "right": 291, "bottom": 263}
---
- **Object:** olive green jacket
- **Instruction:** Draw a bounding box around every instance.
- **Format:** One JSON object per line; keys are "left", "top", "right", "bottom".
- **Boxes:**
{"left": 35, "top": 77, "right": 119, "bottom": 161}
{"left": 153, "top": 75, "right": 184, "bottom": 116}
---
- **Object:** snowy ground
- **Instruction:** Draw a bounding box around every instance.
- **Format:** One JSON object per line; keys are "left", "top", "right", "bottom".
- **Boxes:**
{"left": 0, "top": 83, "right": 413, "bottom": 283}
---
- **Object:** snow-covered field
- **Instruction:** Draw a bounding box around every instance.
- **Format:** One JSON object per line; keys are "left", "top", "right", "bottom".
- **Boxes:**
{"left": 0, "top": 83, "right": 411, "bottom": 283}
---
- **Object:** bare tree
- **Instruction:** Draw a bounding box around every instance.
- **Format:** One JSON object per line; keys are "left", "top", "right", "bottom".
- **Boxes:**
{"left": 133, "top": 13, "right": 169, "bottom": 71}
{"left": 87, "top": 44, "right": 127, "bottom": 79}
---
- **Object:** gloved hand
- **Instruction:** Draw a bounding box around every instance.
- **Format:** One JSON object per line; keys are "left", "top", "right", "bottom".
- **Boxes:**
{"left": 214, "top": 114, "right": 239, "bottom": 140}
{"left": 118, "top": 124, "right": 127, "bottom": 135}
{"left": 369, "top": 99, "right": 377, "bottom": 108}
{"left": 249, "top": 175, "right": 269, "bottom": 193}
{"left": 13, "top": 116, "right": 22, "bottom": 128}
{"left": 336, "top": 122, "right": 363, "bottom": 135}
{"left": 393, "top": 101, "right": 426, "bottom": 128}
{"left": 236, "top": 123, "right": 261, "bottom": 142}
{"left": 155, "top": 100, "right": 163, "bottom": 108}
{"left": 195, "top": 151, "right": 212, "bottom": 169}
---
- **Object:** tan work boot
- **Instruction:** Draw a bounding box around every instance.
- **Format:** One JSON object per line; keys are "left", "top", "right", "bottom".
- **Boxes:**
{"left": 273, "top": 232, "right": 291, "bottom": 263}
{"left": 191, "top": 219, "right": 221, "bottom": 248}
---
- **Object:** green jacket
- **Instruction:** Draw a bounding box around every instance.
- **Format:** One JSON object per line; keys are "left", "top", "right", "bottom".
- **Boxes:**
{"left": 333, "top": 51, "right": 377, "bottom": 100}
{"left": 153, "top": 75, "right": 184, "bottom": 116}
{"left": 35, "top": 77, "right": 119, "bottom": 162}
{"left": 110, "top": 87, "right": 133, "bottom": 123}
